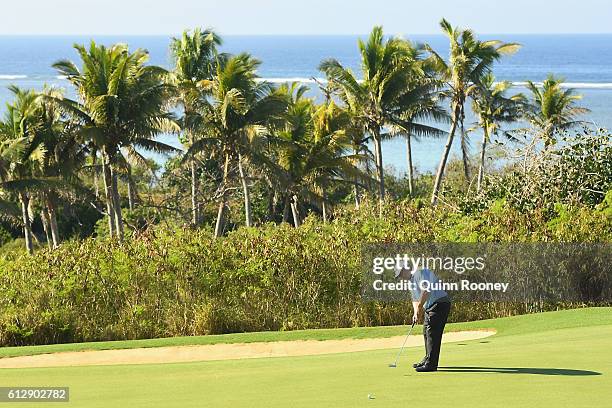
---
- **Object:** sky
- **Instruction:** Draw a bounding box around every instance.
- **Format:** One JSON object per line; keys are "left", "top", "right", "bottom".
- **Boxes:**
{"left": 4, "top": 0, "right": 612, "bottom": 35}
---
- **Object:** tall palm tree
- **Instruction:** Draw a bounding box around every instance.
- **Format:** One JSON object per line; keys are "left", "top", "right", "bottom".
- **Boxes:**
{"left": 313, "top": 78, "right": 371, "bottom": 209}
{"left": 0, "top": 86, "right": 86, "bottom": 252}
{"left": 185, "top": 53, "right": 286, "bottom": 236}
{"left": 470, "top": 73, "right": 525, "bottom": 191}
{"left": 273, "top": 85, "right": 314, "bottom": 226}
{"left": 309, "top": 99, "right": 368, "bottom": 223}
{"left": 272, "top": 85, "right": 366, "bottom": 226}
{"left": 391, "top": 64, "right": 448, "bottom": 196}
{"left": 52, "top": 41, "right": 177, "bottom": 240}
{"left": 428, "top": 19, "right": 520, "bottom": 204}
{"left": 343, "top": 103, "right": 371, "bottom": 209}
{"left": 524, "top": 74, "right": 589, "bottom": 147}
{"left": 0, "top": 87, "right": 46, "bottom": 254}
{"left": 32, "top": 86, "right": 88, "bottom": 248}
{"left": 170, "top": 28, "right": 221, "bottom": 226}
{"left": 320, "top": 26, "right": 428, "bottom": 208}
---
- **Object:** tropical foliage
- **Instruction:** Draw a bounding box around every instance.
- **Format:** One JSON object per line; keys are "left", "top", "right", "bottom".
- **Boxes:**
{"left": 51, "top": 42, "right": 177, "bottom": 240}
{"left": 320, "top": 26, "right": 445, "bottom": 208}
{"left": 470, "top": 73, "right": 525, "bottom": 191}
{"left": 1, "top": 196, "right": 610, "bottom": 346}
{"left": 524, "top": 74, "right": 590, "bottom": 146}
{"left": 0, "top": 21, "right": 603, "bottom": 255}
{"left": 427, "top": 19, "right": 521, "bottom": 204}
{"left": 170, "top": 28, "right": 221, "bottom": 226}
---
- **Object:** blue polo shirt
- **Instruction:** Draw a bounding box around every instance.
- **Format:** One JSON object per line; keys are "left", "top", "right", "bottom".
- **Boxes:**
{"left": 410, "top": 268, "right": 449, "bottom": 310}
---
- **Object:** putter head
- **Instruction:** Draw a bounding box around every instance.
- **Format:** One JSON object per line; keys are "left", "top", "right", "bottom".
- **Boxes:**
{"left": 388, "top": 363, "right": 397, "bottom": 368}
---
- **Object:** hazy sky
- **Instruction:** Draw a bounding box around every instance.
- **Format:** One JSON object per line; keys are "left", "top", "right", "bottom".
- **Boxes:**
{"left": 4, "top": 0, "right": 612, "bottom": 35}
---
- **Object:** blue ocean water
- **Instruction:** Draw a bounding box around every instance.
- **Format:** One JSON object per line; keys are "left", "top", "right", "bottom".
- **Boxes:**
{"left": 1, "top": 35, "right": 611, "bottom": 174}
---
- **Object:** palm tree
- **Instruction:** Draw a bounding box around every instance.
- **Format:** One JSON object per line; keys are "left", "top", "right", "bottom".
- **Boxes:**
{"left": 52, "top": 41, "right": 177, "bottom": 240}
{"left": 273, "top": 85, "right": 314, "bottom": 226}
{"left": 343, "top": 103, "right": 371, "bottom": 208}
{"left": 471, "top": 73, "right": 525, "bottom": 191}
{"left": 428, "top": 19, "right": 520, "bottom": 204}
{"left": 31, "top": 86, "right": 89, "bottom": 248}
{"left": 309, "top": 99, "right": 368, "bottom": 222}
{"left": 0, "top": 86, "right": 86, "bottom": 252}
{"left": 320, "top": 26, "right": 426, "bottom": 208}
{"left": 312, "top": 78, "right": 372, "bottom": 209}
{"left": 524, "top": 74, "right": 589, "bottom": 147}
{"left": 170, "top": 28, "right": 221, "bottom": 226}
{"left": 0, "top": 87, "right": 46, "bottom": 254}
{"left": 391, "top": 64, "right": 448, "bottom": 196}
{"left": 185, "top": 53, "right": 286, "bottom": 236}
{"left": 272, "top": 85, "right": 366, "bottom": 226}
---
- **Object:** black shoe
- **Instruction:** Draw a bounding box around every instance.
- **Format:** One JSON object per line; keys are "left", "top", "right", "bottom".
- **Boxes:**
{"left": 415, "top": 365, "right": 437, "bottom": 372}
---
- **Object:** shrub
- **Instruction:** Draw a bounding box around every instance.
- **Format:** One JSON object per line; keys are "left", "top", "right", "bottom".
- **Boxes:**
{"left": 462, "top": 130, "right": 612, "bottom": 215}
{"left": 1, "top": 199, "right": 609, "bottom": 346}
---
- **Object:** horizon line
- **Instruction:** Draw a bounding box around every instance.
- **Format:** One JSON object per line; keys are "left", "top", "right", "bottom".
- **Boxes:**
{"left": 1, "top": 32, "right": 612, "bottom": 37}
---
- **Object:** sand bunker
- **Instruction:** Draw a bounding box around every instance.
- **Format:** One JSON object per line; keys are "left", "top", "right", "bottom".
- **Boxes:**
{"left": 0, "top": 330, "right": 494, "bottom": 368}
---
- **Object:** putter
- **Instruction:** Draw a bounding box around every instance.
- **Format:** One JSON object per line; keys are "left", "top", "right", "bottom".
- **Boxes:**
{"left": 388, "top": 321, "right": 416, "bottom": 368}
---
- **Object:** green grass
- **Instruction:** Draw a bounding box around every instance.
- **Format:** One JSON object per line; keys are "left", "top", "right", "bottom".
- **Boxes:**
{"left": 0, "top": 307, "right": 611, "bottom": 407}
{"left": 2, "top": 307, "right": 610, "bottom": 359}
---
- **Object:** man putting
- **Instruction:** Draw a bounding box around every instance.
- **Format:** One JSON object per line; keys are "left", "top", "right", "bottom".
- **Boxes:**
{"left": 410, "top": 268, "right": 451, "bottom": 372}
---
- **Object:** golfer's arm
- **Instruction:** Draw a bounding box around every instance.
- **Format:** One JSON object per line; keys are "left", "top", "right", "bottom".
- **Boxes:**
{"left": 413, "top": 291, "right": 430, "bottom": 313}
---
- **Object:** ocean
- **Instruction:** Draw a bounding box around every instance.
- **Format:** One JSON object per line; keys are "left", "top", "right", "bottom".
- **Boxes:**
{"left": 1, "top": 34, "right": 611, "bottom": 174}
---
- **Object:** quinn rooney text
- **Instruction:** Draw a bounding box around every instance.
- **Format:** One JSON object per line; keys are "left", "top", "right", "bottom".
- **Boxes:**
{"left": 372, "top": 279, "right": 510, "bottom": 293}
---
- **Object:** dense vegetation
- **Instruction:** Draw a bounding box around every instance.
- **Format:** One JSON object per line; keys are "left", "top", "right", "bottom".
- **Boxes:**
{"left": 0, "top": 193, "right": 610, "bottom": 346}
{"left": 1, "top": 20, "right": 605, "bottom": 248}
{"left": 0, "top": 21, "right": 610, "bottom": 346}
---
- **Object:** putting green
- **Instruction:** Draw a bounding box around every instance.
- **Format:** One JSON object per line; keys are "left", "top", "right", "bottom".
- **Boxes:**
{"left": 1, "top": 308, "right": 610, "bottom": 407}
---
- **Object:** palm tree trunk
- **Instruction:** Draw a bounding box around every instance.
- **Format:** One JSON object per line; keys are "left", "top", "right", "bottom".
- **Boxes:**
{"left": 127, "top": 166, "right": 137, "bottom": 211}
{"left": 19, "top": 192, "right": 33, "bottom": 255}
{"left": 372, "top": 125, "right": 385, "bottom": 204}
{"left": 431, "top": 105, "right": 460, "bottom": 205}
{"left": 477, "top": 126, "right": 489, "bottom": 192}
{"left": 460, "top": 113, "right": 470, "bottom": 182}
{"left": 237, "top": 153, "right": 252, "bottom": 228}
{"left": 41, "top": 206, "right": 52, "bottom": 250}
{"left": 92, "top": 155, "right": 100, "bottom": 199}
{"left": 353, "top": 146, "right": 361, "bottom": 209}
{"left": 46, "top": 195, "right": 60, "bottom": 249}
{"left": 321, "top": 189, "right": 328, "bottom": 223}
{"left": 364, "top": 151, "right": 373, "bottom": 192}
{"left": 185, "top": 107, "right": 200, "bottom": 227}
{"left": 127, "top": 180, "right": 135, "bottom": 211}
{"left": 101, "top": 151, "right": 116, "bottom": 237}
{"left": 290, "top": 195, "right": 300, "bottom": 228}
{"left": 190, "top": 161, "right": 199, "bottom": 226}
{"left": 267, "top": 188, "right": 276, "bottom": 222}
{"left": 214, "top": 152, "right": 231, "bottom": 238}
{"left": 406, "top": 134, "right": 414, "bottom": 196}
{"left": 111, "top": 168, "right": 124, "bottom": 240}
{"left": 282, "top": 194, "right": 291, "bottom": 224}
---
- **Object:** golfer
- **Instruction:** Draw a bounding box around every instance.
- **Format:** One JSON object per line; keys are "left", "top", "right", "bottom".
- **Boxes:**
{"left": 410, "top": 268, "right": 451, "bottom": 372}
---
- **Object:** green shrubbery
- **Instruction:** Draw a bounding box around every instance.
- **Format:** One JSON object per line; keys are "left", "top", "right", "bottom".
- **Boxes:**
{"left": 1, "top": 198, "right": 610, "bottom": 346}
{"left": 461, "top": 131, "right": 612, "bottom": 214}
{"left": 0, "top": 226, "right": 11, "bottom": 248}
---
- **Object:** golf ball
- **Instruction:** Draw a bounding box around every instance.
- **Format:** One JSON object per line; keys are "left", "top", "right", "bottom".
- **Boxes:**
{"left": 368, "top": 394, "right": 375, "bottom": 400}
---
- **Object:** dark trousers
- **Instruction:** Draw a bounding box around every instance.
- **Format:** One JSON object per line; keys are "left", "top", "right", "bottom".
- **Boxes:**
{"left": 423, "top": 301, "right": 451, "bottom": 368}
